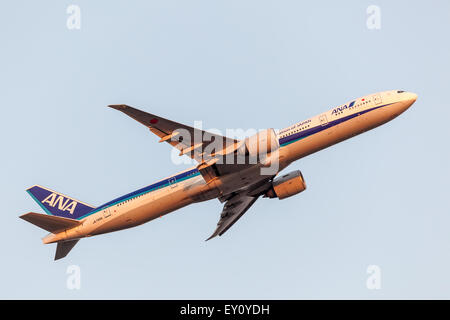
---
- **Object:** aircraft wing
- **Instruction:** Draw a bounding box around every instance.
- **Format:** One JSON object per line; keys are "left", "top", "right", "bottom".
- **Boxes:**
{"left": 206, "top": 193, "right": 259, "bottom": 241}
{"left": 108, "top": 104, "right": 238, "bottom": 163}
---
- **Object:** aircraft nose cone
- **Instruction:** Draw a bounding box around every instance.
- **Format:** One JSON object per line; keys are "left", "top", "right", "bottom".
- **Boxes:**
{"left": 403, "top": 92, "right": 418, "bottom": 109}
{"left": 408, "top": 92, "right": 418, "bottom": 102}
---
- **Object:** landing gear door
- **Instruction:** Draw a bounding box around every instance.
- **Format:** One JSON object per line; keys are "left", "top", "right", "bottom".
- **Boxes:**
{"left": 373, "top": 94, "right": 382, "bottom": 105}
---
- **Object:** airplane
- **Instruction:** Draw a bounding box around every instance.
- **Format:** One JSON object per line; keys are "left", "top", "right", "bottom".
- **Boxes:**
{"left": 20, "top": 90, "right": 417, "bottom": 260}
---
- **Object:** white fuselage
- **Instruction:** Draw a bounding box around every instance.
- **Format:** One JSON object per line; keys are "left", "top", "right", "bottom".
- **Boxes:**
{"left": 43, "top": 90, "right": 417, "bottom": 244}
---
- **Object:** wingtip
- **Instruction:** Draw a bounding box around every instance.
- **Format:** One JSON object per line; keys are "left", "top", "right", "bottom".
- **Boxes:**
{"left": 108, "top": 104, "right": 128, "bottom": 110}
{"left": 205, "top": 232, "right": 219, "bottom": 241}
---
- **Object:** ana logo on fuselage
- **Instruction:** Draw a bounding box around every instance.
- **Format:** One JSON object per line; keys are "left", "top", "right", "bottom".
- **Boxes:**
{"left": 332, "top": 101, "right": 356, "bottom": 115}
{"left": 41, "top": 193, "right": 78, "bottom": 214}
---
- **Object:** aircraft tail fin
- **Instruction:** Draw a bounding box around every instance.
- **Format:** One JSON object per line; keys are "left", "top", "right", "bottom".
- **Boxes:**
{"left": 20, "top": 212, "right": 81, "bottom": 233}
{"left": 26, "top": 185, "right": 94, "bottom": 220}
{"left": 55, "top": 240, "right": 79, "bottom": 260}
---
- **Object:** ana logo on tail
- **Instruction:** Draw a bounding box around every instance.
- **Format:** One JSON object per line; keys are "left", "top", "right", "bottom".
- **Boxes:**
{"left": 42, "top": 193, "right": 78, "bottom": 215}
{"left": 27, "top": 185, "right": 95, "bottom": 219}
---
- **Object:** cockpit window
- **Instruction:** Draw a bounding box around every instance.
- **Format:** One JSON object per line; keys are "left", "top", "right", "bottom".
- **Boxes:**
{"left": 397, "top": 90, "right": 405, "bottom": 93}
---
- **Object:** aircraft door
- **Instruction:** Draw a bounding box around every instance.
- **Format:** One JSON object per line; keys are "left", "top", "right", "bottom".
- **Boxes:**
{"left": 103, "top": 208, "right": 111, "bottom": 218}
{"left": 319, "top": 114, "right": 328, "bottom": 126}
{"left": 373, "top": 94, "right": 382, "bottom": 105}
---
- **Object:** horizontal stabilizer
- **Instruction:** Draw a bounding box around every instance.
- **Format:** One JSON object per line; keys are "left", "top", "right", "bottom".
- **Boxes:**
{"left": 55, "top": 240, "right": 79, "bottom": 260}
{"left": 20, "top": 212, "right": 81, "bottom": 234}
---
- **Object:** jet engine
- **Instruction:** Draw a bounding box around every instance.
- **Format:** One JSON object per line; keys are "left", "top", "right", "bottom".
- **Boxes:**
{"left": 265, "top": 170, "right": 307, "bottom": 200}
{"left": 237, "top": 128, "right": 279, "bottom": 160}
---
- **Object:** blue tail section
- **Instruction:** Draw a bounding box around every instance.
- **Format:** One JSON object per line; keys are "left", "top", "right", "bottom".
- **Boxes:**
{"left": 26, "top": 185, "right": 95, "bottom": 220}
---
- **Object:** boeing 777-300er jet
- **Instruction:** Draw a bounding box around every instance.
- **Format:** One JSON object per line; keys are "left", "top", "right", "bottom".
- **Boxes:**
{"left": 21, "top": 90, "right": 417, "bottom": 260}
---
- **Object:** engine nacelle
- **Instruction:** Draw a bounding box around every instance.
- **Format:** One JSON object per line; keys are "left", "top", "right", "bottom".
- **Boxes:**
{"left": 265, "top": 170, "right": 307, "bottom": 200}
{"left": 237, "top": 128, "right": 279, "bottom": 160}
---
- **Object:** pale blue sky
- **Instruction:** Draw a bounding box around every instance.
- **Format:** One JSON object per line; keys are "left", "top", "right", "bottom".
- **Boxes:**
{"left": 1, "top": 0, "right": 450, "bottom": 299}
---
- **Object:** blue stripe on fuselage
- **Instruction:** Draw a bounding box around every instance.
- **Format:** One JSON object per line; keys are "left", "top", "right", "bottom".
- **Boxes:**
{"left": 279, "top": 103, "right": 394, "bottom": 146}
{"left": 77, "top": 169, "right": 201, "bottom": 220}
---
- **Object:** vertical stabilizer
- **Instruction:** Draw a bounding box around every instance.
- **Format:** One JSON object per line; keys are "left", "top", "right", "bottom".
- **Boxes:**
{"left": 26, "top": 185, "right": 94, "bottom": 220}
